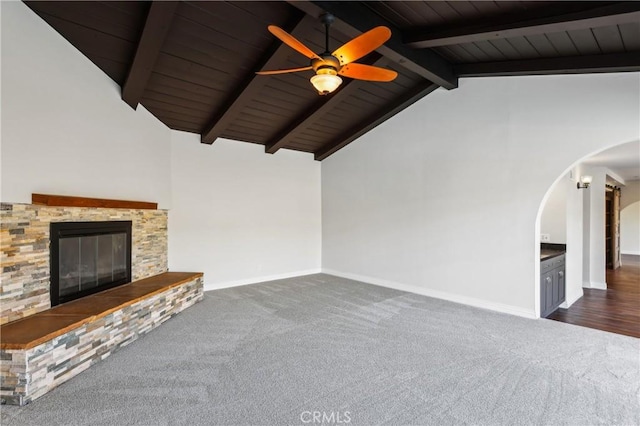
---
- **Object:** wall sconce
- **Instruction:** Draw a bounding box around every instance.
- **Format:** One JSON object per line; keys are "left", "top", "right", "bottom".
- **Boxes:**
{"left": 577, "top": 175, "right": 592, "bottom": 189}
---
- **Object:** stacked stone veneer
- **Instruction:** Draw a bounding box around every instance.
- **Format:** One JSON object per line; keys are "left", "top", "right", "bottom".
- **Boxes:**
{"left": 0, "top": 203, "right": 168, "bottom": 324}
{"left": 1, "top": 275, "right": 203, "bottom": 405}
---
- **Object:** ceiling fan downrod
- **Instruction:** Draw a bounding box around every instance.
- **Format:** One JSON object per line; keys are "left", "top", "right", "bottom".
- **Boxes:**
{"left": 310, "top": 13, "right": 342, "bottom": 95}
{"left": 320, "top": 13, "right": 335, "bottom": 55}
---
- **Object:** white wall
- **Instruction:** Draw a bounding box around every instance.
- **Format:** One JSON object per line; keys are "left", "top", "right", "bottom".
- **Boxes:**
{"left": 562, "top": 167, "right": 584, "bottom": 307}
{"left": 621, "top": 201, "right": 640, "bottom": 255}
{"left": 322, "top": 74, "right": 640, "bottom": 318}
{"left": 620, "top": 180, "right": 640, "bottom": 210}
{"left": 1, "top": 2, "right": 171, "bottom": 208}
{"left": 582, "top": 167, "right": 608, "bottom": 289}
{"left": 169, "top": 132, "right": 321, "bottom": 290}
{"left": 541, "top": 174, "right": 570, "bottom": 244}
{"left": 0, "top": 0, "right": 3, "bottom": 202}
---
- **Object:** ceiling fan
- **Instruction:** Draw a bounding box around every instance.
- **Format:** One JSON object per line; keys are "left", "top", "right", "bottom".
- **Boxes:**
{"left": 257, "top": 13, "right": 398, "bottom": 95}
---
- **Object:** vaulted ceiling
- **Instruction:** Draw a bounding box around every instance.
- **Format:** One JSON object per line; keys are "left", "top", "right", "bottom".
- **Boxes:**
{"left": 25, "top": 1, "right": 640, "bottom": 160}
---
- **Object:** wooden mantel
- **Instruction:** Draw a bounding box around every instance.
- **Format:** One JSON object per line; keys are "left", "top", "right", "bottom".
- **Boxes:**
{"left": 32, "top": 193, "right": 158, "bottom": 210}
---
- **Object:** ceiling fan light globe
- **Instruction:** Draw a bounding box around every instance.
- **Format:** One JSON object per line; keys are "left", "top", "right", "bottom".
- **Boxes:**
{"left": 310, "top": 74, "right": 342, "bottom": 95}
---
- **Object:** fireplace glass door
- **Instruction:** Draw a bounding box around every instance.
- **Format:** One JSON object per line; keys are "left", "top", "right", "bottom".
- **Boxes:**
{"left": 51, "top": 221, "right": 132, "bottom": 306}
{"left": 58, "top": 233, "right": 128, "bottom": 297}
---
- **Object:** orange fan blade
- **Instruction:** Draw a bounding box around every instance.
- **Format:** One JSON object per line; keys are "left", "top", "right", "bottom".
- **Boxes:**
{"left": 332, "top": 26, "right": 391, "bottom": 65}
{"left": 338, "top": 63, "right": 397, "bottom": 82}
{"left": 256, "top": 66, "right": 313, "bottom": 75}
{"left": 268, "top": 25, "right": 321, "bottom": 60}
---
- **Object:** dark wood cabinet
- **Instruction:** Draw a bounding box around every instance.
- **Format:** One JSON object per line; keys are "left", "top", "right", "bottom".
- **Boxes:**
{"left": 541, "top": 254, "right": 565, "bottom": 318}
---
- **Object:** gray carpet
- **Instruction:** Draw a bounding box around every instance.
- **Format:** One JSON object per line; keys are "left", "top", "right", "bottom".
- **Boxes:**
{"left": 2, "top": 274, "right": 639, "bottom": 426}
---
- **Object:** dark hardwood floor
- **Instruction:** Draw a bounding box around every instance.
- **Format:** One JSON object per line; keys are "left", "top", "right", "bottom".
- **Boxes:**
{"left": 548, "top": 254, "right": 640, "bottom": 338}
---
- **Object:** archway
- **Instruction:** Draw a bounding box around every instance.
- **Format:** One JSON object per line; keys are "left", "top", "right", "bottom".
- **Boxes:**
{"left": 621, "top": 201, "right": 640, "bottom": 256}
{"left": 535, "top": 140, "right": 640, "bottom": 326}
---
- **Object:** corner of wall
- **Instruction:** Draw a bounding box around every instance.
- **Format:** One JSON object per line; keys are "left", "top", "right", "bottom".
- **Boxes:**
{"left": 561, "top": 287, "right": 584, "bottom": 309}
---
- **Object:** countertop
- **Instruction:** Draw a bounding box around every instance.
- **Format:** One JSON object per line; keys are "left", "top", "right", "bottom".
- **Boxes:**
{"left": 541, "top": 250, "right": 565, "bottom": 261}
{"left": 541, "top": 243, "right": 566, "bottom": 261}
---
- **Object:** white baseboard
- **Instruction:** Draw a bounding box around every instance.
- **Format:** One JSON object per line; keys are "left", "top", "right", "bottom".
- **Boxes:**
{"left": 203, "top": 269, "right": 322, "bottom": 292}
{"left": 561, "top": 289, "right": 584, "bottom": 309}
{"left": 583, "top": 281, "right": 607, "bottom": 290}
{"left": 322, "top": 269, "right": 536, "bottom": 319}
{"left": 621, "top": 251, "right": 640, "bottom": 256}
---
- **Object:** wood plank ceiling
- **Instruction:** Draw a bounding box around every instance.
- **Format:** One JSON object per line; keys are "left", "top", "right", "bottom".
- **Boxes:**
{"left": 24, "top": 1, "right": 640, "bottom": 160}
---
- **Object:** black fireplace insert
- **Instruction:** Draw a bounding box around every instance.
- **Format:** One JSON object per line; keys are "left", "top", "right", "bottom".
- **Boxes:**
{"left": 50, "top": 221, "right": 132, "bottom": 306}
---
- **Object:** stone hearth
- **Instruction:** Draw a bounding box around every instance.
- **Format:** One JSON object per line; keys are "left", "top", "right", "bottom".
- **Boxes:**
{"left": 0, "top": 199, "right": 203, "bottom": 405}
{"left": 1, "top": 272, "right": 203, "bottom": 405}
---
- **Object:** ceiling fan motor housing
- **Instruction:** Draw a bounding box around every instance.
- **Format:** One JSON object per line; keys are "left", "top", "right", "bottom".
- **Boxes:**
{"left": 310, "top": 55, "right": 342, "bottom": 95}
{"left": 311, "top": 55, "right": 341, "bottom": 75}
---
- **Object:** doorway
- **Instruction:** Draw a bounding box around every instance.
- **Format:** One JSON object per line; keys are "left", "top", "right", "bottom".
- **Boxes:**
{"left": 538, "top": 141, "right": 640, "bottom": 336}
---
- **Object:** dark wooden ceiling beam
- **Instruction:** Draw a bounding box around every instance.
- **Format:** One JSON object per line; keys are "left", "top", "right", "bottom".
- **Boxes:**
{"left": 200, "top": 12, "right": 313, "bottom": 145}
{"left": 455, "top": 52, "right": 640, "bottom": 77}
{"left": 265, "top": 54, "right": 386, "bottom": 154}
{"left": 314, "top": 81, "right": 439, "bottom": 161}
{"left": 287, "top": 1, "right": 457, "bottom": 90}
{"left": 405, "top": 2, "right": 640, "bottom": 48}
{"left": 122, "top": 1, "right": 178, "bottom": 110}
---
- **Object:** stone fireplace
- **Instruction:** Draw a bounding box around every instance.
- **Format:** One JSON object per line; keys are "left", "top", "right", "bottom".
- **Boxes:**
{"left": 0, "top": 202, "right": 168, "bottom": 324}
